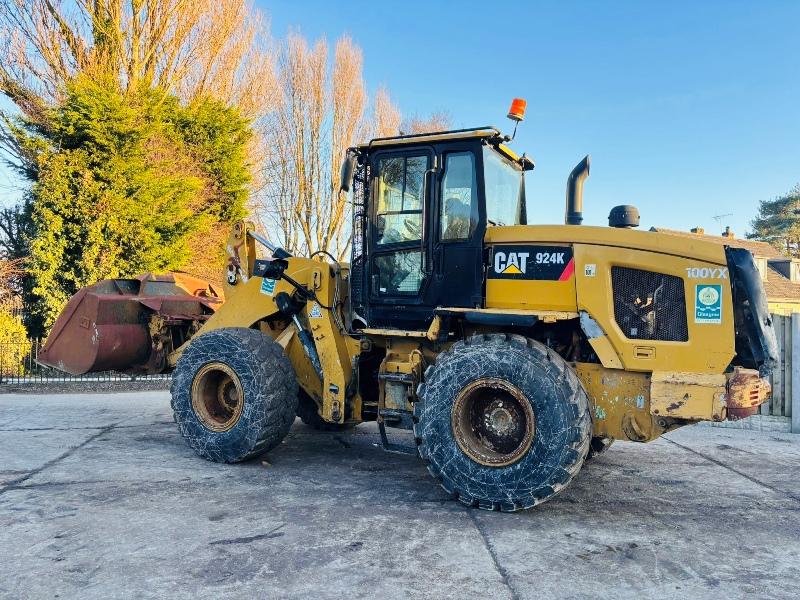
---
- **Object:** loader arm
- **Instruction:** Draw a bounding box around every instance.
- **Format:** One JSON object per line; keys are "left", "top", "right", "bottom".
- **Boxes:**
{"left": 171, "top": 221, "right": 362, "bottom": 424}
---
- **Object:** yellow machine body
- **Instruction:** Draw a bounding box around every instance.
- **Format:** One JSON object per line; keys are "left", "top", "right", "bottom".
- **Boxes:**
{"left": 483, "top": 224, "right": 744, "bottom": 441}
{"left": 167, "top": 218, "right": 770, "bottom": 444}
{"left": 41, "top": 123, "right": 778, "bottom": 512}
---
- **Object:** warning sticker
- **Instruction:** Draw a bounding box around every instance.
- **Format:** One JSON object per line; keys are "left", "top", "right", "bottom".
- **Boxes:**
{"left": 260, "top": 277, "right": 276, "bottom": 296}
{"left": 695, "top": 284, "right": 722, "bottom": 324}
{"left": 309, "top": 302, "right": 323, "bottom": 319}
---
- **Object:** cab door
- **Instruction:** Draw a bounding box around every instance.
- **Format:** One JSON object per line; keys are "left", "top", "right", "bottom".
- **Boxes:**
{"left": 430, "top": 147, "right": 485, "bottom": 311}
{"left": 366, "top": 143, "right": 487, "bottom": 329}
{"left": 367, "top": 149, "right": 434, "bottom": 328}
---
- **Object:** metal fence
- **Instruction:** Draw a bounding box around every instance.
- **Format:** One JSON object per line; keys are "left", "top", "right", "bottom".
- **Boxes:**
{"left": 0, "top": 339, "right": 170, "bottom": 385}
{"left": 0, "top": 296, "right": 25, "bottom": 320}
{"left": 4, "top": 306, "right": 24, "bottom": 320}
{"left": 760, "top": 313, "right": 800, "bottom": 432}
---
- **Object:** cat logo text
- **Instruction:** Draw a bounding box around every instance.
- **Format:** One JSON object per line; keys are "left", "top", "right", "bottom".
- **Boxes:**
{"left": 494, "top": 251, "right": 530, "bottom": 275}
{"left": 489, "top": 245, "right": 575, "bottom": 281}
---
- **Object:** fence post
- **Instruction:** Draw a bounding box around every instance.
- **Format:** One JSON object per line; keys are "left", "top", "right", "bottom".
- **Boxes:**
{"left": 792, "top": 313, "right": 800, "bottom": 433}
{"left": 768, "top": 314, "right": 783, "bottom": 415}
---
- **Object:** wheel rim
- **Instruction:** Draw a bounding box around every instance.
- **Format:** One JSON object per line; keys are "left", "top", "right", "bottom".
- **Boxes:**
{"left": 451, "top": 378, "right": 535, "bottom": 467}
{"left": 191, "top": 362, "right": 244, "bottom": 432}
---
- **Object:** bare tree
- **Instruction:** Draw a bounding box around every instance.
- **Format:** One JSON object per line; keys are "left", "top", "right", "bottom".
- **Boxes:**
{"left": 0, "top": 256, "right": 22, "bottom": 304}
{"left": 373, "top": 86, "right": 401, "bottom": 138}
{"left": 0, "top": 0, "right": 277, "bottom": 169}
{"left": 258, "top": 34, "right": 396, "bottom": 259}
{"left": 402, "top": 111, "right": 451, "bottom": 135}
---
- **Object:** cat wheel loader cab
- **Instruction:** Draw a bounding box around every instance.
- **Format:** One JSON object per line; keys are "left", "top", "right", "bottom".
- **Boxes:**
{"left": 39, "top": 103, "right": 779, "bottom": 512}
{"left": 345, "top": 127, "right": 533, "bottom": 332}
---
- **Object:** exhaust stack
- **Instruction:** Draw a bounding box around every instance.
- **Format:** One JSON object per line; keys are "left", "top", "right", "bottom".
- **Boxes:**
{"left": 565, "top": 155, "right": 590, "bottom": 225}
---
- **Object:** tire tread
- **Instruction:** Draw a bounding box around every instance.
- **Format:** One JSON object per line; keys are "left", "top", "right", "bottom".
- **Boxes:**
{"left": 413, "top": 334, "right": 591, "bottom": 512}
{"left": 171, "top": 328, "right": 298, "bottom": 463}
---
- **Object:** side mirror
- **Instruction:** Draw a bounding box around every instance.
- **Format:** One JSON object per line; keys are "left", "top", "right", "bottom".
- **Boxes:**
{"left": 339, "top": 152, "right": 356, "bottom": 193}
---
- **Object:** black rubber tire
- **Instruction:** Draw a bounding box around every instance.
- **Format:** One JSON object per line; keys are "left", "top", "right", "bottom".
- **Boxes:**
{"left": 586, "top": 436, "right": 614, "bottom": 460}
{"left": 171, "top": 328, "right": 299, "bottom": 463}
{"left": 414, "top": 333, "right": 591, "bottom": 512}
{"left": 296, "top": 389, "right": 355, "bottom": 431}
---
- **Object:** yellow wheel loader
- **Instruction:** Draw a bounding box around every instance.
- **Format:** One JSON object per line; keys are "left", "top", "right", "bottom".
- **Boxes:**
{"left": 40, "top": 102, "right": 778, "bottom": 511}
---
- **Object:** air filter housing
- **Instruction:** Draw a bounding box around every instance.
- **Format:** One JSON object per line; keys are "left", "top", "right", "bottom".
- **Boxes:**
{"left": 609, "top": 205, "right": 640, "bottom": 228}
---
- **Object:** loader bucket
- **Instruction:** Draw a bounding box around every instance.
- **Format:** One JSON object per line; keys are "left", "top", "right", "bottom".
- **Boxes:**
{"left": 37, "top": 273, "right": 223, "bottom": 375}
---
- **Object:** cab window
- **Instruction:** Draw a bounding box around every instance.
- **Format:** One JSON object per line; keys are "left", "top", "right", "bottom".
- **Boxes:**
{"left": 440, "top": 152, "right": 478, "bottom": 241}
{"left": 483, "top": 147, "right": 524, "bottom": 226}
{"left": 374, "top": 251, "right": 423, "bottom": 295}
{"left": 372, "top": 153, "right": 429, "bottom": 297}
{"left": 375, "top": 155, "right": 428, "bottom": 245}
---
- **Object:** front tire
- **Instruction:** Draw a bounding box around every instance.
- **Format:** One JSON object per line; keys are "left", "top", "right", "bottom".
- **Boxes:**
{"left": 171, "top": 328, "right": 299, "bottom": 463}
{"left": 414, "top": 334, "right": 591, "bottom": 511}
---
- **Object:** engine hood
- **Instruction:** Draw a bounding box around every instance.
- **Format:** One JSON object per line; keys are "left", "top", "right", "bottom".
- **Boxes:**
{"left": 485, "top": 224, "right": 728, "bottom": 265}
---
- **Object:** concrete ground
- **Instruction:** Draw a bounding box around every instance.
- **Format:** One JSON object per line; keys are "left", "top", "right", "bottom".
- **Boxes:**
{"left": 1, "top": 392, "right": 799, "bottom": 600}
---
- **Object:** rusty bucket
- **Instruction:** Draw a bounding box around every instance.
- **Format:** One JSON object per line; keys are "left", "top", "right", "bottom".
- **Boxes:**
{"left": 38, "top": 273, "right": 223, "bottom": 375}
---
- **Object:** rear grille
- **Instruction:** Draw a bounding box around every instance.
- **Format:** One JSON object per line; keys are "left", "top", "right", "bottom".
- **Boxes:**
{"left": 611, "top": 267, "right": 688, "bottom": 342}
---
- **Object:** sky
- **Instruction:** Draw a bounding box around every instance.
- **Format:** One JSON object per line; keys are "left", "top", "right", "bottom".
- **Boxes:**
{"left": 262, "top": 0, "right": 800, "bottom": 236}
{"left": 2, "top": 1, "right": 798, "bottom": 238}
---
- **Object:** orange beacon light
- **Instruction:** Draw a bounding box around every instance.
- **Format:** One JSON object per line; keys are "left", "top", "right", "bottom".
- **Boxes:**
{"left": 507, "top": 98, "right": 527, "bottom": 122}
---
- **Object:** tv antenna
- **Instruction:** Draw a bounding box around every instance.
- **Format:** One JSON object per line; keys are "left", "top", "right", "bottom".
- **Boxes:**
{"left": 712, "top": 213, "right": 733, "bottom": 229}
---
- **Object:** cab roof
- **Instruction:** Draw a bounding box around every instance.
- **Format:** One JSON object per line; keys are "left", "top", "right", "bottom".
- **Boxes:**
{"left": 356, "top": 126, "right": 535, "bottom": 171}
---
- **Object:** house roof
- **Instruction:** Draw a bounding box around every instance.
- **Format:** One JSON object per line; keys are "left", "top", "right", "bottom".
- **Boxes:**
{"left": 649, "top": 227, "right": 784, "bottom": 258}
{"left": 765, "top": 265, "right": 800, "bottom": 302}
{"left": 649, "top": 227, "right": 800, "bottom": 302}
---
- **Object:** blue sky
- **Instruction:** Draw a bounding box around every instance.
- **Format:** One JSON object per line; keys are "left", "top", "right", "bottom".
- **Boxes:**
{"left": 2, "top": 1, "right": 797, "bottom": 237}
{"left": 263, "top": 0, "right": 799, "bottom": 235}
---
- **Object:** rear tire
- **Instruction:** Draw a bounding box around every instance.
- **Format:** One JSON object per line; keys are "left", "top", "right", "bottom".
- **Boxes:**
{"left": 414, "top": 334, "right": 591, "bottom": 511}
{"left": 171, "top": 328, "right": 299, "bottom": 463}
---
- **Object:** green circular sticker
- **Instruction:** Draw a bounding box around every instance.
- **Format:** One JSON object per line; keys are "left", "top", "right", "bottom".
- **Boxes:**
{"left": 698, "top": 286, "right": 720, "bottom": 306}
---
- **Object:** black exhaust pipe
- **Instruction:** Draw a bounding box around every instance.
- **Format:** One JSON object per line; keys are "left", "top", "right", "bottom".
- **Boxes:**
{"left": 565, "top": 155, "right": 590, "bottom": 225}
